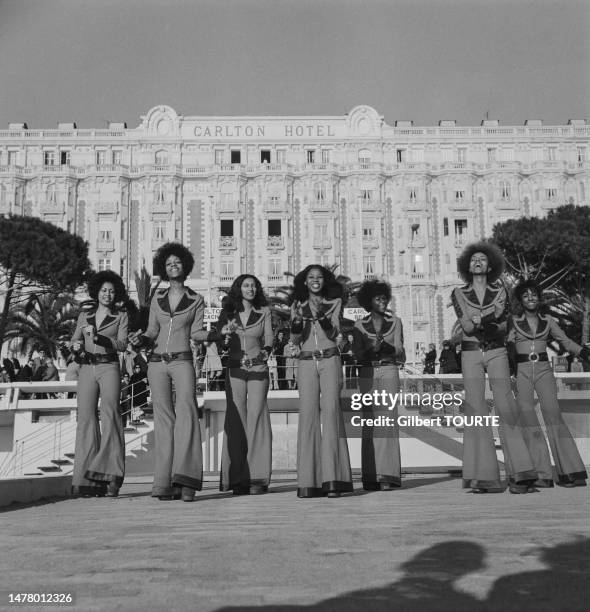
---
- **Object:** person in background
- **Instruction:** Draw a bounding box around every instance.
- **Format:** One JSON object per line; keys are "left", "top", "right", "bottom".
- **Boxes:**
{"left": 267, "top": 351, "right": 279, "bottom": 390}
{"left": 439, "top": 340, "right": 460, "bottom": 374}
{"left": 120, "top": 373, "right": 131, "bottom": 428}
{"left": 129, "top": 364, "right": 148, "bottom": 422}
{"left": 423, "top": 343, "right": 437, "bottom": 375}
{"left": 273, "top": 330, "right": 288, "bottom": 389}
{"left": 283, "top": 337, "right": 300, "bottom": 390}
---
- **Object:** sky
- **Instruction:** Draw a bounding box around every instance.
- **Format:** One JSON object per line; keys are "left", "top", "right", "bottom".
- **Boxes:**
{"left": 0, "top": 0, "right": 588, "bottom": 128}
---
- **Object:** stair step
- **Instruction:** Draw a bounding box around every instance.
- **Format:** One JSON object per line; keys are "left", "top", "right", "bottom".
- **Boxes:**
{"left": 130, "top": 420, "right": 149, "bottom": 427}
{"left": 51, "top": 459, "right": 72, "bottom": 466}
{"left": 24, "top": 472, "right": 44, "bottom": 476}
{"left": 37, "top": 466, "right": 62, "bottom": 473}
{"left": 124, "top": 427, "right": 138, "bottom": 433}
{"left": 64, "top": 453, "right": 75, "bottom": 459}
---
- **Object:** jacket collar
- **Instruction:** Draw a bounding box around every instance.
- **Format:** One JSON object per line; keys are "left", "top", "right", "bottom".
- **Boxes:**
{"left": 461, "top": 282, "right": 501, "bottom": 308}
{"left": 513, "top": 313, "right": 549, "bottom": 339}
{"left": 236, "top": 307, "right": 264, "bottom": 328}
{"left": 157, "top": 287, "right": 198, "bottom": 315}
{"left": 87, "top": 310, "right": 117, "bottom": 330}
{"left": 360, "top": 312, "right": 395, "bottom": 336}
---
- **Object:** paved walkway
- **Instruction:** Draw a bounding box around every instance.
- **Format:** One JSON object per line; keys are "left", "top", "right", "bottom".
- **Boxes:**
{"left": 1, "top": 474, "right": 589, "bottom": 612}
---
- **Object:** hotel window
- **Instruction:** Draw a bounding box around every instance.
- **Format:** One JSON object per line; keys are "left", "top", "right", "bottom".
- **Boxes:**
{"left": 578, "top": 148, "right": 586, "bottom": 164}
{"left": 363, "top": 225, "right": 374, "bottom": 240}
{"left": 44, "top": 151, "right": 56, "bottom": 166}
{"left": 268, "top": 219, "right": 282, "bottom": 236}
{"left": 276, "top": 150, "right": 286, "bottom": 164}
{"left": 60, "top": 151, "right": 70, "bottom": 165}
{"left": 412, "top": 292, "right": 424, "bottom": 317}
{"left": 269, "top": 258, "right": 281, "bottom": 277}
{"left": 500, "top": 181, "right": 511, "bottom": 200}
{"left": 306, "top": 149, "right": 316, "bottom": 164}
{"left": 455, "top": 190, "right": 465, "bottom": 201}
{"left": 359, "top": 189, "right": 373, "bottom": 206}
{"left": 154, "top": 151, "right": 168, "bottom": 165}
{"left": 396, "top": 149, "right": 405, "bottom": 163}
{"left": 99, "top": 229, "right": 112, "bottom": 241}
{"left": 456, "top": 148, "right": 466, "bottom": 163}
{"left": 153, "top": 221, "right": 166, "bottom": 241}
{"left": 454, "top": 219, "right": 468, "bottom": 243}
{"left": 220, "top": 260, "right": 234, "bottom": 278}
{"left": 120, "top": 257, "right": 126, "bottom": 278}
{"left": 545, "top": 188, "right": 558, "bottom": 200}
{"left": 412, "top": 254, "right": 424, "bottom": 275}
{"left": 260, "top": 150, "right": 271, "bottom": 164}
{"left": 96, "top": 150, "right": 106, "bottom": 165}
{"left": 120, "top": 219, "right": 127, "bottom": 240}
{"left": 358, "top": 149, "right": 371, "bottom": 164}
{"left": 7, "top": 151, "right": 17, "bottom": 166}
{"left": 314, "top": 222, "right": 328, "bottom": 241}
{"left": 231, "top": 150, "right": 241, "bottom": 164}
{"left": 363, "top": 256, "right": 376, "bottom": 276}
{"left": 112, "top": 150, "right": 122, "bottom": 165}
{"left": 220, "top": 219, "right": 234, "bottom": 236}
{"left": 268, "top": 195, "right": 280, "bottom": 208}
{"left": 321, "top": 149, "right": 330, "bottom": 163}
{"left": 580, "top": 182, "right": 585, "bottom": 200}
{"left": 214, "top": 150, "right": 224, "bottom": 165}
{"left": 98, "top": 258, "right": 112, "bottom": 271}
{"left": 409, "top": 187, "right": 417, "bottom": 201}
{"left": 487, "top": 148, "right": 497, "bottom": 162}
{"left": 443, "top": 217, "right": 449, "bottom": 236}
{"left": 314, "top": 182, "right": 326, "bottom": 205}
{"left": 547, "top": 147, "right": 557, "bottom": 161}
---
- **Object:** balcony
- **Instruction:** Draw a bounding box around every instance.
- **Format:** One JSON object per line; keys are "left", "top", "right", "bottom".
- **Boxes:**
{"left": 411, "top": 272, "right": 425, "bottom": 280}
{"left": 359, "top": 198, "right": 381, "bottom": 211}
{"left": 219, "top": 236, "right": 237, "bottom": 250}
{"left": 362, "top": 236, "right": 380, "bottom": 250}
{"left": 267, "top": 235, "right": 284, "bottom": 250}
{"left": 454, "top": 235, "right": 468, "bottom": 248}
{"left": 218, "top": 275, "right": 234, "bottom": 284}
{"left": 267, "top": 274, "right": 284, "bottom": 284}
{"left": 309, "top": 198, "right": 334, "bottom": 212}
{"left": 96, "top": 239, "right": 115, "bottom": 252}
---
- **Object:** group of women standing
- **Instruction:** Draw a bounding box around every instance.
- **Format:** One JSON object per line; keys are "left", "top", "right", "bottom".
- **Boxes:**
{"left": 70, "top": 239, "right": 588, "bottom": 501}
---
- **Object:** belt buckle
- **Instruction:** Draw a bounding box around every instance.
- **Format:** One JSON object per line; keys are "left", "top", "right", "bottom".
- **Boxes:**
{"left": 312, "top": 349, "right": 324, "bottom": 360}
{"left": 161, "top": 353, "right": 171, "bottom": 363}
{"left": 241, "top": 357, "right": 253, "bottom": 368}
{"left": 529, "top": 352, "right": 539, "bottom": 362}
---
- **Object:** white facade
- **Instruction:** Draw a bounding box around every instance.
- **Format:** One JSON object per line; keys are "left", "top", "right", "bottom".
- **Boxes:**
{"left": 1, "top": 105, "right": 588, "bottom": 355}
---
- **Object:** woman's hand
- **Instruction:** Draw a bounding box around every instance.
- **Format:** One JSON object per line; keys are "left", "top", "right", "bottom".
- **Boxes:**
{"left": 128, "top": 330, "right": 143, "bottom": 347}
{"left": 71, "top": 341, "right": 82, "bottom": 353}
{"left": 471, "top": 314, "right": 482, "bottom": 328}
{"left": 221, "top": 320, "right": 238, "bottom": 335}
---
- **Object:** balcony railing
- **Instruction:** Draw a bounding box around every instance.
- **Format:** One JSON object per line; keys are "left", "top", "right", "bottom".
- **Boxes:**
{"left": 96, "top": 239, "right": 115, "bottom": 252}
{"left": 267, "top": 235, "right": 284, "bottom": 249}
{"left": 219, "top": 236, "right": 236, "bottom": 249}
{"left": 312, "top": 238, "right": 332, "bottom": 250}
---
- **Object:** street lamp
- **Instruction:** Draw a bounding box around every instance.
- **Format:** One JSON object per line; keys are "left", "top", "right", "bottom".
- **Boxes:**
{"left": 406, "top": 222, "right": 420, "bottom": 369}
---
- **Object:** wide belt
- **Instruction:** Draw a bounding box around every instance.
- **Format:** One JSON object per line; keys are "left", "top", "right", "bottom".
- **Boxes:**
{"left": 461, "top": 341, "right": 504, "bottom": 352}
{"left": 150, "top": 351, "right": 193, "bottom": 363}
{"left": 228, "top": 355, "right": 268, "bottom": 369}
{"left": 516, "top": 352, "right": 549, "bottom": 363}
{"left": 299, "top": 347, "right": 340, "bottom": 360}
{"left": 82, "top": 352, "right": 118, "bottom": 365}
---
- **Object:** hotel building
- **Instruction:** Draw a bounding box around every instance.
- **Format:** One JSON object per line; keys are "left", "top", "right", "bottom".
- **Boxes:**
{"left": 0, "top": 105, "right": 588, "bottom": 358}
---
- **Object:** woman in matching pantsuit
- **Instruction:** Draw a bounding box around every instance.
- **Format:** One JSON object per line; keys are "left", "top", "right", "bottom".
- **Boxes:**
{"left": 215, "top": 275, "right": 273, "bottom": 495}
{"left": 290, "top": 265, "right": 353, "bottom": 498}
{"left": 131, "top": 243, "right": 209, "bottom": 502}
{"left": 452, "top": 242, "right": 537, "bottom": 494}
{"left": 71, "top": 271, "right": 128, "bottom": 498}
{"left": 352, "top": 280, "right": 403, "bottom": 491}
{"left": 509, "top": 280, "right": 589, "bottom": 488}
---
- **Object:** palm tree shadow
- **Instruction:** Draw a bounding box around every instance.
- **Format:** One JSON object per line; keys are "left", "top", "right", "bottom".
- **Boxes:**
{"left": 214, "top": 540, "right": 486, "bottom": 611}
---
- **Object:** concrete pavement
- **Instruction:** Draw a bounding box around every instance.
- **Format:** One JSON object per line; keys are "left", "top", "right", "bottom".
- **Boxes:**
{"left": 1, "top": 473, "right": 589, "bottom": 611}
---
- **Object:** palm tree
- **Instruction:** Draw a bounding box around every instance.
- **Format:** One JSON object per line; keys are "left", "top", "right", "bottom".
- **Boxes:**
{"left": 132, "top": 267, "right": 161, "bottom": 330}
{"left": 5, "top": 292, "right": 78, "bottom": 358}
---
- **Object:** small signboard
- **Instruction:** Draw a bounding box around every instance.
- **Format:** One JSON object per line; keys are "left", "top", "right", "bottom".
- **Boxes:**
{"left": 204, "top": 308, "right": 222, "bottom": 323}
{"left": 344, "top": 308, "right": 366, "bottom": 321}
{"left": 553, "top": 355, "right": 569, "bottom": 372}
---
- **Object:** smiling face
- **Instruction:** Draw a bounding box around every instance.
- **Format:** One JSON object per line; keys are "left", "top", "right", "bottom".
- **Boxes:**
{"left": 240, "top": 277, "right": 257, "bottom": 303}
{"left": 98, "top": 282, "right": 115, "bottom": 307}
{"left": 520, "top": 288, "right": 540, "bottom": 312}
{"left": 165, "top": 255, "right": 184, "bottom": 281}
{"left": 469, "top": 252, "right": 489, "bottom": 276}
{"left": 371, "top": 294, "right": 388, "bottom": 314}
{"left": 305, "top": 267, "right": 325, "bottom": 295}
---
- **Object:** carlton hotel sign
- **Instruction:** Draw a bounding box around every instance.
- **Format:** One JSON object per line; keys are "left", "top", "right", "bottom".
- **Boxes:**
{"left": 192, "top": 121, "right": 340, "bottom": 139}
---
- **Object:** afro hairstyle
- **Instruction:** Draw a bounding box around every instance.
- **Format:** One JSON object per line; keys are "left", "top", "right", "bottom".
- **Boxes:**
{"left": 87, "top": 270, "right": 127, "bottom": 303}
{"left": 357, "top": 279, "right": 392, "bottom": 312}
{"left": 292, "top": 264, "right": 343, "bottom": 303}
{"left": 153, "top": 242, "right": 194, "bottom": 281}
{"left": 513, "top": 278, "right": 543, "bottom": 303}
{"left": 457, "top": 241, "right": 505, "bottom": 284}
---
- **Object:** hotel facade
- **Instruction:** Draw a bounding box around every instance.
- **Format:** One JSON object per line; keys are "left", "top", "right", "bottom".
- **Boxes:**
{"left": 0, "top": 105, "right": 588, "bottom": 358}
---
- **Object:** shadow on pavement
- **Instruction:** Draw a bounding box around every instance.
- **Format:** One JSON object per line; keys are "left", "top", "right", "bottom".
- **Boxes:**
{"left": 213, "top": 537, "right": 590, "bottom": 612}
